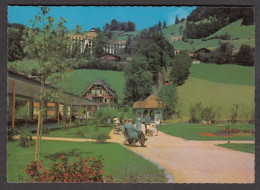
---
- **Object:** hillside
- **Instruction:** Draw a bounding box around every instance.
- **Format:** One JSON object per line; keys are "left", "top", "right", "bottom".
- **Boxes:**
{"left": 111, "top": 30, "right": 141, "bottom": 41}
{"left": 48, "top": 69, "right": 126, "bottom": 103}
{"left": 164, "top": 19, "right": 255, "bottom": 51}
{"left": 177, "top": 63, "right": 254, "bottom": 120}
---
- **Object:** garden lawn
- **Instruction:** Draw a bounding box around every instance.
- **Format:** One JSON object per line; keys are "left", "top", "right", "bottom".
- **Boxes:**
{"left": 7, "top": 141, "right": 166, "bottom": 183}
{"left": 42, "top": 125, "right": 112, "bottom": 139}
{"left": 160, "top": 123, "right": 254, "bottom": 141}
{"left": 217, "top": 143, "right": 255, "bottom": 154}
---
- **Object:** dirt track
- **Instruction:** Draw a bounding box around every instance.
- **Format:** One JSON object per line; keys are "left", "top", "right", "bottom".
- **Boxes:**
{"left": 109, "top": 124, "right": 254, "bottom": 183}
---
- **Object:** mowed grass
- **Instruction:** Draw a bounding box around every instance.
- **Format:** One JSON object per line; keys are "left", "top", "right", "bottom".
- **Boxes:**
{"left": 160, "top": 123, "right": 254, "bottom": 141}
{"left": 50, "top": 69, "right": 126, "bottom": 102}
{"left": 217, "top": 143, "right": 255, "bottom": 154}
{"left": 177, "top": 63, "right": 254, "bottom": 118}
{"left": 190, "top": 63, "right": 254, "bottom": 86}
{"left": 43, "top": 125, "right": 113, "bottom": 139}
{"left": 7, "top": 141, "right": 167, "bottom": 183}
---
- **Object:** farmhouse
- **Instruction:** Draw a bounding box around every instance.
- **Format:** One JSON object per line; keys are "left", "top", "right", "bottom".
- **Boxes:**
{"left": 82, "top": 78, "right": 118, "bottom": 106}
{"left": 194, "top": 48, "right": 211, "bottom": 55}
{"left": 133, "top": 95, "right": 164, "bottom": 121}
{"left": 100, "top": 53, "right": 121, "bottom": 62}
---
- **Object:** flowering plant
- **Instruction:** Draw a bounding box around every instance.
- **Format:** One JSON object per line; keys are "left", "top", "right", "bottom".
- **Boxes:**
{"left": 24, "top": 155, "right": 112, "bottom": 183}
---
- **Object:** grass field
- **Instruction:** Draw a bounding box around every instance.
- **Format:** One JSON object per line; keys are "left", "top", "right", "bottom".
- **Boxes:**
{"left": 43, "top": 125, "right": 112, "bottom": 139}
{"left": 160, "top": 123, "right": 254, "bottom": 141}
{"left": 7, "top": 141, "right": 166, "bottom": 183}
{"left": 177, "top": 63, "right": 254, "bottom": 118}
{"left": 190, "top": 63, "right": 254, "bottom": 86}
{"left": 165, "top": 19, "right": 255, "bottom": 51}
{"left": 217, "top": 143, "right": 255, "bottom": 154}
{"left": 112, "top": 30, "right": 141, "bottom": 41}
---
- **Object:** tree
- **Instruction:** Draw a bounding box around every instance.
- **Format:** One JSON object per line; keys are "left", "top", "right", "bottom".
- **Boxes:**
{"left": 201, "top": 107, "right": 215, "bottom": 122}
{"left": 22, "top": 6, "right": 73, "bottom": 161}
{"left": 124, "top": 56, "right": 153, "bottom": 102}
{"left": 216, "top": 42, "right": 234, "bottom": 64}
{"left": 175, "top": 15, "right": 180, "bottom": 24}
{"left": 235, "top": 44, "right": 254, "bottom": 66}
{"left": 170, "top": 53, "right": 192, "bottom": 86}
{"left": 163, "top": 20, "right": 167, "bottom": 29}
{"left": 110, "top": 19, "right": 118, "bottom": 31}
{"left": 8, "top": 26, "right": 25, "bottom": 61}
{"left": 124, "top": 35, "right": 133, "bottom": 55}
{"left": 158, "top": 84, "right": 177, "bottom": 114}
{"left": 72, "top": 25, "right": 83, "bottom": 34}
{"left": 190, "top": 102, "right": 203, "bottom": 123}
{"left": 158, "top": 21, "right": 162, "bottom": 30}
{"left": 103, "top": 23, "right": 110, "bottom": 31}
{"left": 93, "top": 32, "right": 108, "bottom": 57}
{"left": 127, "top": 21, "right": 136, "bottom": 31}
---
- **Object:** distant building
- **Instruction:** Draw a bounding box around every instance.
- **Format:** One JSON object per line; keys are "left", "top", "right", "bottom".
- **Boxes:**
{"left": 133, "top": 95, "right": 164, "bottom": 121}
{"left": 194, "top": 48, "right": 211, "bottom": 55}
{"left": 174, "top": 49, "right": 181, "bottom": 55}
{"left": 68, "top": 28, "right": 98, "bottom": 54}
{"left": 100, "top": 53, "right": 121, "bottom": 62}
{"left": 82, "top": 78, "right": 118, "bottom": 106}
{"left": 171, "top": 36, "right": 182, "bottom": 42}
{"left": 104, "top": 40, "right": 127, "bottom": 55}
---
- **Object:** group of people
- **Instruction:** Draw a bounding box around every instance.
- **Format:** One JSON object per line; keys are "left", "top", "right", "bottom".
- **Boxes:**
{"left": 136, "top": 113, "right": 160, "bottom": 136}
{"left": 110, "top": 113, "right": 161, "bottom": 147}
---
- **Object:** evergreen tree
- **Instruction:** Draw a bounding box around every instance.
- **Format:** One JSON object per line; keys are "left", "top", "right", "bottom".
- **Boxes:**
{"left": 175, "top": 15, "right": 180, "bottom": 24}
{"left": 158, "top": 21, "right": 162, "bottom": 30}
{"left": 163, "top": 20, "right": 167, "bottom": 29}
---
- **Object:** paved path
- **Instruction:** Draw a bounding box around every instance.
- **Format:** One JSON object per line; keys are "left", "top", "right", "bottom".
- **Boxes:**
{"left": 109, "top": 124, "right": 255, "bottom": 183}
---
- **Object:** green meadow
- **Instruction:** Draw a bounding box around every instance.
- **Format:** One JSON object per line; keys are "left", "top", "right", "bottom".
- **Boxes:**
{"left": 217, "top": 143, "right": 255, "bottom": 154}
{"left": 177, "top": 63, "right": 254, "bottom": 119}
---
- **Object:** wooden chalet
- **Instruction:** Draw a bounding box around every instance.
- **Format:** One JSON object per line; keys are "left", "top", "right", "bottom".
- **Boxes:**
{"left": 82, "top": 78, "right": 118, "bottom": 106}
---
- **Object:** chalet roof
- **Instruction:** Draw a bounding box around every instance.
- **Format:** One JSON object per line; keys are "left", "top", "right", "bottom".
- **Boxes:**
{"left": 133, "top": 95, "right": 164, "bottom": 109}
{"left": 82, "top": 78, "right": 118, "bottom": 98}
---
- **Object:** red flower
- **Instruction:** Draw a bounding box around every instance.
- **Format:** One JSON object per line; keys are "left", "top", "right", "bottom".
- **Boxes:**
{"left": 59, "top": 163, "right": 63, "bottom": 168}
{"left": 64, "top": 179, "right": 67, "bottom": 182}
{"left": 40, "top": 161, "right": 43, "bottom": 165}
{"left": 24, "top": 166, "right": 28, "bottom": 172}
{"left": 30, "top": 162, "right": 34, "bottom": 166}
{"left": 37, "top": 166, "right": 40, "bottom": 170}
{"left": 29, "top": 171, "right": 34, "bottom": 175}
{"left": 90, "top": 157, "right": 94, "bottom": 160}
{"left": 99, "top": 170, "right": 103, "bottom": 174}
{"left": 60, "top": 155, "right": 65, "bottom": 159}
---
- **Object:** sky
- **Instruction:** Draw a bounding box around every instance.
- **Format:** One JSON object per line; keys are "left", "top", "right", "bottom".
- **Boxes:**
{"left": 8, "top": 6, "right": 195, "bottom": 31}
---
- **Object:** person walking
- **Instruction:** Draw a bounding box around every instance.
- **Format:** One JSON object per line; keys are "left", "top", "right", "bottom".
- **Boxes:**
{"left": 135, "top": 114, "right": 143, "bottom": 132}
{"left": 155, "top": 117, "right": 160, "bottom": 136}
{"left": 144, "top": 113, "right": 151, "bottom": 135}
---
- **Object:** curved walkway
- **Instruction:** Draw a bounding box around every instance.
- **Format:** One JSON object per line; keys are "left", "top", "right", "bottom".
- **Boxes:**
{"left": 109, "top": 124, "right": 254, "bottom": 183}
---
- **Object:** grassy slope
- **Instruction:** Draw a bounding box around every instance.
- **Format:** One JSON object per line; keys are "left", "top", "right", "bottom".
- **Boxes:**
{"left": 49, "top": 69, "right": 126, "bottom": 102}
{"left": 165, "top": 19, "right": 255, "bottom": 51}
{"left": 7, "top": 141, "right": 166, "bottom": 182}
{"left": 160, "top": 123, "right": 254, "bottom": 141}
{"left": 217, "top": 143, "right": 255, "bottom": 154}
{"left": 177, "top": 63, "right": 254, "bottom": 118}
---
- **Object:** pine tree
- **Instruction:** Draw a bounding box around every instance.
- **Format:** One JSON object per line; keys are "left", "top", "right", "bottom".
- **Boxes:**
{"left": 163, "top": 20, "right": 167, "bottom": 29}
{"left": 158, "top": 21, "right": 162, "bottom": 30}
{"left": 175, "top": 15, "right": 180, "bottom": 24}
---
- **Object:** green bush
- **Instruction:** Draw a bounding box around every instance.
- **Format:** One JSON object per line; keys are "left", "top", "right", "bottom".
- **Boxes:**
{"left": 41, "top": 125, "right": 49, "bottom": 135}
{"left": 8, "top": 126, "right": 18, "bottom": 141}
{"left": 76, "top": 128, "right": 85, "bottom": 137}
{"left": 189, "top": 102, "right": 203, "bottom": 123}
{"left": 94, "top": 107, "right": 119, "bottom": 126}
{"left": 92, "top": 133, "right": 109, "bottom": 143}
{"left": 19, "top": 128, "right": 33, "bottom": 148}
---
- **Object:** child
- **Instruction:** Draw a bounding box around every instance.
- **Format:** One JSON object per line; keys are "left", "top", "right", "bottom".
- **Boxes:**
{"left": 155, "top": 118, "right": 160, "bottom": 136}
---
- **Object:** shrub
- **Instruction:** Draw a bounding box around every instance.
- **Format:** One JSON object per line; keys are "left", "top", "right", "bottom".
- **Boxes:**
{"left": 76, "top": 128, "right": 85, "bottom": 137}
{"left": 41, "top": 125, "right": 49, "bottom": 135}
{"left": 92, "top": 133, "right": 109, "bottom": 143}
{"left": 8, "top": 126, "right": 18, "bottom": 141}
{"left": 230, "top": 104, "right": 239, "bottom": 124}
{"left": 201, "top": 106, "right": 215, "bottom": 122}
{"left": 189, "top": 102, "right": 203, "bottom": 123}
{"left": 24, "top": 155, "right": 112, "bottom": 183}
{"left": 19, "top": 128, "right": 33, "bottom": 147}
